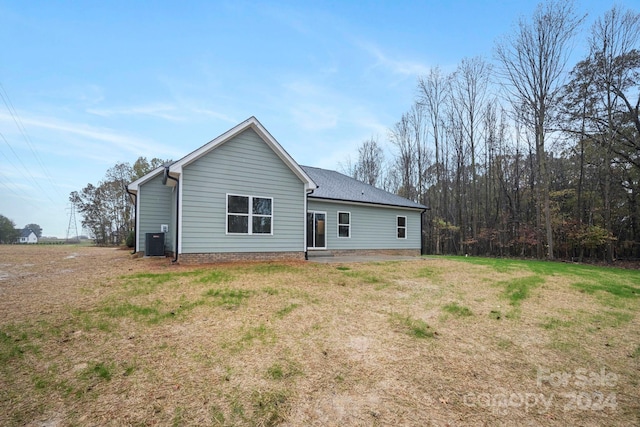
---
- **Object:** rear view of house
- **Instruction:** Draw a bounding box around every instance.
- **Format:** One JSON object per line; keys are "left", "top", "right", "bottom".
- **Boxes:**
{"left": 128, "top": 117, "right": 426, "bottom": 263}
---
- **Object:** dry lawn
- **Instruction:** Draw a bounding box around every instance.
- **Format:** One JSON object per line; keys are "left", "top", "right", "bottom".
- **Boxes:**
{"left": 0, "top": 245, "right": 639, "bottom": 426}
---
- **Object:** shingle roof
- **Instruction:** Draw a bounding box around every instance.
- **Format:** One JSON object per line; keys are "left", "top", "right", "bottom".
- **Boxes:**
{"left": 19, "top": 228, "right": 34, "bottom": 238}
{"left": 301, "top": 166, "right": 427, "bottom": 210}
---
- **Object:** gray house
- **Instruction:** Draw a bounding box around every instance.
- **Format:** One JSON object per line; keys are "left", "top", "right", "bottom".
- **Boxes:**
{"left": 128, "top": 117, "right": 426, "bottom": 263}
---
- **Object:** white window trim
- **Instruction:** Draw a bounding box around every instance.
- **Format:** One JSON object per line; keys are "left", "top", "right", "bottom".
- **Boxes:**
{"left": 226, "top": 193, "right": 274, "bottom": 235}
{"left": 397, "top": 215, "right": 407, "bottom": 239}
{"left": 337, "top": 211, "right": 351, "bottom": 238}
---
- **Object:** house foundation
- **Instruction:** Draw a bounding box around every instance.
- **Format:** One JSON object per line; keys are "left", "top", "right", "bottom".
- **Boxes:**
{"left": 177, "top": 251, "right": 306, "bottom": 264}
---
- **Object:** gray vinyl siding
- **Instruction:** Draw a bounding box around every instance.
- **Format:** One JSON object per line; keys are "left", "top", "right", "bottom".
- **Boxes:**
{"left": 138, "top": 174, "right": 173, "bottom": 252}
{"left": 180, "top": 128, "right": 305, "bottom": 253}
{"left": 307, "top": 199, "right": 422, "bottom": 250}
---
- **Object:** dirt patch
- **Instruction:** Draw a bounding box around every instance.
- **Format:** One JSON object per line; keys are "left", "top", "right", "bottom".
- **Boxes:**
{"left": 0, "top": 245, "right": 166, "bottom": 322}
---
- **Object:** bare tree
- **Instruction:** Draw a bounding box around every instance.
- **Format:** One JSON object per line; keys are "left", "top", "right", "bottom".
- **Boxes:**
{"left": 337, "top": 155, "right": 358, "bottom": 179}
{"left": 408, "top": 103, "right": 430, "bottom": 204}
{"left": 390, "top": 113, "right": 418, "bottom": 201}
{"left": 451, "top": 57, "right": 492, "bottom": 250}
{"left": 495, "top": 0, "right": 585, "bottom": 259}
{"left": 355, "top": 137, "right": 385, "bottom": 187}
{"left": 444, "top": 97, "right": 468, "bottom": 254}
{"left": 417, "top": 68, "right": 450, "bottom": 222}
{"left": 417, "top": 67, "right": 452, "bottom": 254}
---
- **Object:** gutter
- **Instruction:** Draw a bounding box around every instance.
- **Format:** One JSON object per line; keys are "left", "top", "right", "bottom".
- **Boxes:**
{"left": 164, "top": 167, "right": 180, "bottom": 263}
{"left": 307, "top": 195, "right": 427, "bottom": 211}
{"left": 125, "top": 186, "right": 137, "bottom": 254}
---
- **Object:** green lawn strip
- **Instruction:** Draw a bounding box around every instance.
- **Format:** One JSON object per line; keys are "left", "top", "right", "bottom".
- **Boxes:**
{"left": 244, "top": 263, "right": 301, "bottom": 274}
{"left": 0, "top": 327, "right": 31, "bottom": 364}
{"left": 251, "top": 388, "right": 291, "bottom": 426}
{"left": 540, "top": 316, "right": 574, "bottom": 330}
{"left": 389, "top": 313, "right": 436, "bottom": 339}
{"left": 443, "top": 255, "right": 640, "bottom": 280}
{"left": 446, "top": 256, "right": 639, "bottom": 310}
{"left": 501, "top": 275, "right": 545, "bottom": 306}
{"left": 266, "top": 359, "right": 302, "bottom": 380}
{"left": 572, "top": 279, "right": 639, "bottom": 299}
{"left": 94, "top": 268, "right": 248, "bottom": 324}
{"left": 416, "top": 265, "right": 445, "bottom": 282}
{"left": 119, "top": 269, "right": 233, "bottom": 296}
{"left": 203, "top": 288, "right": 253, "bottom": 309}
{"left": 275, "top": 303, "right": 301, "bottom": 318}
{"left": 99, "top": 296, "right": 206, "bottom": 324}
{"left": 442, "top": 302, "right": 473, "bottom": 317}
{"left": 341, "top": 269, "right": 382, "bottom": 284}
{"left": 222, "top": 323, "right": 276, "bottom": 353}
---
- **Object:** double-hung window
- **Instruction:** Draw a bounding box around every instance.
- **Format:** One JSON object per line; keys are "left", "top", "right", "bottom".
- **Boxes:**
{"left": 338, "top": 211, "right": 350, "bottom": 238}
{"left": 397, "top": 216, "right": 407, "bottom": 239}
{"left": 227, "top": 194, "right": 273, "bottom": 235}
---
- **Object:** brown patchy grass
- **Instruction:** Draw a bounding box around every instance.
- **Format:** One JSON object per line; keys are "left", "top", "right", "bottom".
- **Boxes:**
{"left": 0, "top": 246, "right": 639, "bottom": 426}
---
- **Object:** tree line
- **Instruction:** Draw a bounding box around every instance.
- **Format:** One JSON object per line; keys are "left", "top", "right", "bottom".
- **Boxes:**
{"left": 70, "top": 157, "right": 166, "bottom": 246}
{"left": 344, "top": 2, "right": 639, "bottom": 262}
{"left": 70, "top": 2, "right": 638, "bottom": 262}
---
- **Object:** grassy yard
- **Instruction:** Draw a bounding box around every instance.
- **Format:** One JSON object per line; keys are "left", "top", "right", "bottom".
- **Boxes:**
{"left": 0, "top": 246, "right": 639, "bottom": 426}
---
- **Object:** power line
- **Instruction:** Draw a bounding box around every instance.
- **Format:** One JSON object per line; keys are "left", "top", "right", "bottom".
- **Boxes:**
{"left": 0, "top": 82, "right": 65, "bottom": 200}
{"left": 0, "top": 175, "right": 42, "bottom": 212}
{"left": 0, "top": 130, "right": 58, "bottom": 205}
{"left": 0, "top": 171, "right": 26, "bottom": 199}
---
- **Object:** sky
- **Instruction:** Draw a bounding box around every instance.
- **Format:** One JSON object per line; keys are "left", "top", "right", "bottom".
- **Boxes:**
{"left": 0, "top": 0, "right": 633, "bottom": 238}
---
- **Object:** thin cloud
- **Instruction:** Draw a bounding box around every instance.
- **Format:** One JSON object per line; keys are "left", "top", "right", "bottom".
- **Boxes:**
{"left": 290, "top": 104, "right": 338, "bottom": 131}
{"left": 280, "top": 80, "right": 340, "bottom": 131}
{"left": 259, "top": 4, "right": 314, "bottom": 37}
{"left": 87, "top": 102, "right": 241, "bottom": 125}
{"left": 87, "top": 103, "right": 184, "bottom": 121}
{"left": 190, "top": 108, "right": 238, "bottom": 124}
{"left": 358, "top": 41, "right": 429, "bottom": 77}
{"left": 0, "top": 112, "right": 181, "bottom": 160}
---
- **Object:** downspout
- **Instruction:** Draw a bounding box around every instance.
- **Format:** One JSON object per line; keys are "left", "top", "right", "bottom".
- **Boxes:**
{"left": 165, "top": 168, "right": 180, "bottom": 263}
{"left": 125, "top": 186, "right": 137, "bottom": 255}
{"left": 420, "top": 207, "right": 430, "bottom": 256}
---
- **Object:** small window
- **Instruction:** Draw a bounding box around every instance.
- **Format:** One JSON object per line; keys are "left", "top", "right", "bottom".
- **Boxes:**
{"left": 338, "top": 211, "right": 350, "bottom": 238}
{"left": 227, "top": 194, "right": 273, "bottom": 234}
{"left": 397, "top": 216, "right": 407, "bottom": 239}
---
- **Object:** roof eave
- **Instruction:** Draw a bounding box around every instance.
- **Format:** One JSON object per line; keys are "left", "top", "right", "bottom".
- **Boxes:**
{"left": 308, "top": 195, "right": 427, "bottom": 211}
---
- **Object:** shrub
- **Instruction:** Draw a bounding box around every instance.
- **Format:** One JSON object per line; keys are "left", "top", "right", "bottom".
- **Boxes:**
{"left": 125, "top": 230, "right": 135, "bottom": 248}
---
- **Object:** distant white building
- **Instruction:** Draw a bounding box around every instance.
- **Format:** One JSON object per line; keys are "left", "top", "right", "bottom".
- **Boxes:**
{"left": 17, "top": 228, "right": 38, "bottom": 244}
